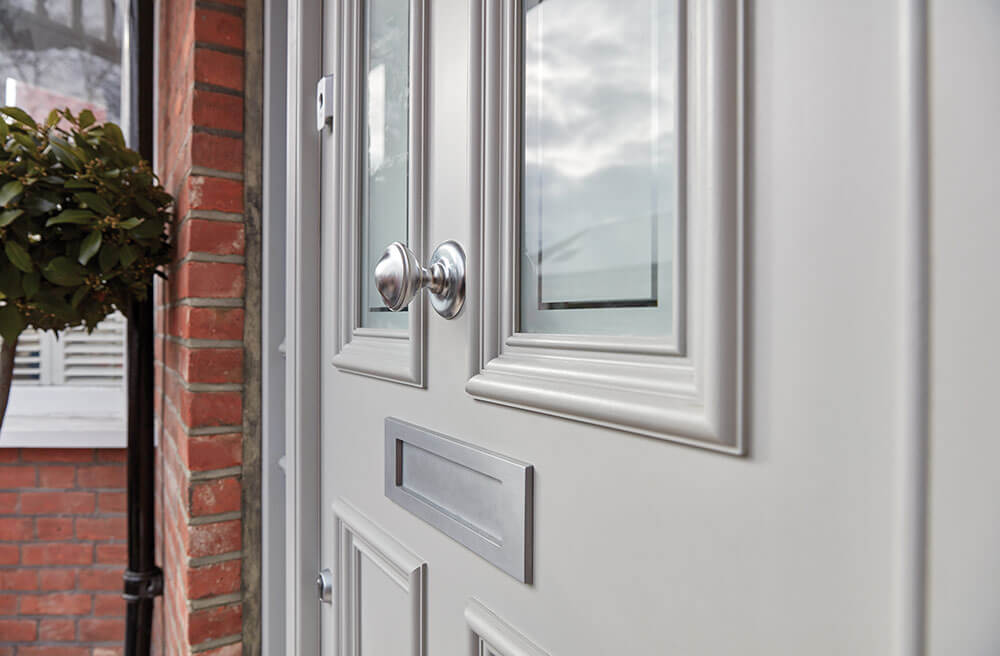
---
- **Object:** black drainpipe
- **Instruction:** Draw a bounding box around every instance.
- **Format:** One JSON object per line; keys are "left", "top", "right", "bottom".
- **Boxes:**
{"left": 123, "top": 1, "right": 163, "bottom": 655}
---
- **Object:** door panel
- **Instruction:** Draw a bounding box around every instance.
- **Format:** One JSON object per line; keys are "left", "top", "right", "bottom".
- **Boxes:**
{"left": 333, "top": 500, "right": 427, "bottom": 655}
{"left": 320, "top": 1, "right": 915, "bottom": 653}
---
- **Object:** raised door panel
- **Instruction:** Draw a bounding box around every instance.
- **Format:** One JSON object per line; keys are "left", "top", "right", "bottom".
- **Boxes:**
{"left": 334, "top": 500, "right": 426, "bottom": 656}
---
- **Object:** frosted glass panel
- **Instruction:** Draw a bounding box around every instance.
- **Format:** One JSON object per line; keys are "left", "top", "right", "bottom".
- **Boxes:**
{"left": 361, "top": 0, "right": 409, "bottom": 329}
{"left": 519, "top": 0, "right": 678, "bottom": 337}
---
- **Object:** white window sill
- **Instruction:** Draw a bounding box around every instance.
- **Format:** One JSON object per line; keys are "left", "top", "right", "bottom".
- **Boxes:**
{"left": 0, "top": 386, "right": 126, "bottom": 449}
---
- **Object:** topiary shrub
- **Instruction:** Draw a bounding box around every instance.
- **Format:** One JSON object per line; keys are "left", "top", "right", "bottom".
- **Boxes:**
{"left": 0, "top": 106, "right": 172, "bottom": 428}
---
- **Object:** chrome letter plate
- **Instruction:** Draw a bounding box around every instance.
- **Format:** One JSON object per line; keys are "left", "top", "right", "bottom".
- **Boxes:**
{"left": 384, "top": 418, "right": 533, "bottom": 583}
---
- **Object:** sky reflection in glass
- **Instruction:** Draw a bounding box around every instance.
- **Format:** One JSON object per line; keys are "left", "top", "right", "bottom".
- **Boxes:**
{"left": 361, "top": 0, "right": 410, "bottom": 329}
{"left": 520, "top": 0, "right": 678, "bottom": 337}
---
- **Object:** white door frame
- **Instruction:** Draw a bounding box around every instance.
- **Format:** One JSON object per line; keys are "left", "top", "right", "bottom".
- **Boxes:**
{"left": 282, "top": 0, "right": 324, "bottom": 653}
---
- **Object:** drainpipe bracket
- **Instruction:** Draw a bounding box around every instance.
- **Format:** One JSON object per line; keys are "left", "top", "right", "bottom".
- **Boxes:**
{"left": 123, "top": 566, "right": 164, "bottom": 601}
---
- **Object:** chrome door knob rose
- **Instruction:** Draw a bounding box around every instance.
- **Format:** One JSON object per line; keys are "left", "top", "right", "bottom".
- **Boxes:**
{"left": 374, "top": 240, "right": 466, "bottom": 319}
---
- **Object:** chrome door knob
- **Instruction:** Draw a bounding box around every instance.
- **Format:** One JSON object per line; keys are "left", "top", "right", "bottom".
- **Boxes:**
{"left": 374, "top": 240, "right": 466, "bottom": 319}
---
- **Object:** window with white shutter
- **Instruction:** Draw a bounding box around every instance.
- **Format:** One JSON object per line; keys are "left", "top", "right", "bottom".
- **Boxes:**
{"left": 1, "top": 313, "right": 127, "bottom": 447}
{"left": 13, "top": 313, "right": 126, "bottom": 387}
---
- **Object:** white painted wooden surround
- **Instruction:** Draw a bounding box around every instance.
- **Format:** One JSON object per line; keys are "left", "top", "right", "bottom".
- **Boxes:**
{"left": 269, "top": 0, "right": 1000, "bottom": 654}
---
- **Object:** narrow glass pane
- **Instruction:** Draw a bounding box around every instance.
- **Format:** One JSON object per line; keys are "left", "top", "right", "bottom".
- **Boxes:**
{"left": 361, "top": 0, "right": 410, "bottom": 329}
{"left": 519, "top": 0, "right": 678, "bottom": 337}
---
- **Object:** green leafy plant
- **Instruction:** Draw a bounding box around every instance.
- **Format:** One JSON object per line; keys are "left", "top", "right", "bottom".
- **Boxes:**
{"left": 0, "top": 106, "right": 172, "bottom": 428}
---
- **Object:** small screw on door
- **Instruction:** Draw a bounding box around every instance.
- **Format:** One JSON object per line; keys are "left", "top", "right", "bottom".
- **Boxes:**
{"left": 316, "top": 568, "right": 333, "bottom": 604}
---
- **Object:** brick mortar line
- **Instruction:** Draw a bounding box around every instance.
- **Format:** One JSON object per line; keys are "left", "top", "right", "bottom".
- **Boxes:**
{"left": 195, "top": 0, "right": 245, "bottom": 16}
{"left": 191, "top": 633, "right": 242, "bottom": 653}
{"left": 160, "top": 412, "right": 243, "bottom": 488}
{"left": 161, "top": 360, "right": 244, "bottom": 392}
{"left": 176, "top": 252, "right": 246, "bottom": 265}
{"left": 190, "top": 466, "right": 242, "bottom": 482}
{"left": 195, "top": 41, "right": 244, "bottom": 58}
{"left": 189, "top": 592, "right": 242, "bottom": 611}
{"left": 179, "top": 160, "right": 246, "bottom": 187}
{"left": 189, "top": 551, "right": 243, "bottom": 568}
{"left": 160, "top": 393, "right": 243, "bottom": 437}
{"left": 179, "top": 209, "right": 245, "bottom": 224}
{"left": 194, "top": 81, "right": 245, "bottom": 98}
{"left": 161, "top": 334, "right": 245, "bottom": 349}
{"left": 169, "top": 142, "right": 245, "bottom": 183}
{"left": 190, "top": 165, "right": 244, "bottom": 181}
{"left": 190, "top": 511, "right": 241, "bottom": 526}
{"left": 160, "top": 296, "right": 245, "bottom": 309}
{"left": 193, "top": 125, "right": 243, "bottom": 140}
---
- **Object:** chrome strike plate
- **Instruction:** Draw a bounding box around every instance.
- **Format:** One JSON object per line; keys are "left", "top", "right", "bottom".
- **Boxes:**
{"left": 316, "top": 75, "right": 335, "bottom": 132}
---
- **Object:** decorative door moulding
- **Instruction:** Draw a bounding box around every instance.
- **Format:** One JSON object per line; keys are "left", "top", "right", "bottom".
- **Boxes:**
{"left": 333, "top": 499, "right": 427, "bottom": 656}
{"left": 331, "top": 0, "right": 429, "bottom": 386}
{"left": 466, "top": 599, "right": 551, "bottom": 656}
{"left": 467, "top": 0, "right": 746, "bottom": 454}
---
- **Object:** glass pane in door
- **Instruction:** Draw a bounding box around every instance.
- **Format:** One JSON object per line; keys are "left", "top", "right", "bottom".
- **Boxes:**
{"left": 360, "top": 0, "right": 409, "bottom": 329}
{"left": 519, "top": 0, "right": 678, "bottom": 338}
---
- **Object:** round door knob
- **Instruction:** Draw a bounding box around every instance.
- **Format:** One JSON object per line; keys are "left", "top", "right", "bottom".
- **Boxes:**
{"left": 374, "top": 240, "right": 466, "bottom": 319}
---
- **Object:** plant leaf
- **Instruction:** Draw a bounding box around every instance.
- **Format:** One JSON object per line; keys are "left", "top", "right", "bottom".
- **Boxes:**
{"left": 74, "top": 192, "right": 112, "bottom": 216}
{"left": 0, "top": 181, "right": 23, "bottom": 207}
{"left": 11, "top": 132, "right": 35, "bottom": 151}
{"left": 134, "top": 195, "right": 157, "bottom": 214}
{"left": 71, "top": 285, "right": 89, "bottom": 308}
{"left": 22, "top": 195, "right": 57, "bottom": 214}
{"left": 4, "top": 241, "right": 33, "bottom": 273}
{"left": 118, "top": 218, "right": 142, "bottom": 230}
{"left": 0, "top": 209, "right": 23, "bottom": 227}
{"left": 103, "top": 122, "right": 126, "bottom": 149}
{"left": 22, "top": 271, "right": 39, "bottom": 298}
{"left": 98, "top": 243, "right": 119, "bottom": 272}
{"left": 46, "top": 209, "right": 97, "bottom": 227}
{"left": 48, "top": 137, "right": 86, "bottom": 171}
{"left": 46, "top": 109, "right": 60, "bottom": 127}
{"left": 0, "top": 303, "right": 25, "bottom": 343}
{"left": 131, "top": 219, "right": 164, "bottom": 239}
{"left": 33, "top": 289, "right": 76, "bottom": 319}
{"left": 119, "top": 244, "right": 139, "bottom": 268}
{"left": 78, "top": 230, "right": 102, "bottom": 265}
{"left": 42, "top": 256, "right": 85, "bottom": 286}
{"left": 79, "top": 109, "right": 96, "bottom": 129}
{"left": 0, "top": 106, "right": 37, "bottom": 128}
{"left": 0, "top": 265, "right": 22, "bottom": 298}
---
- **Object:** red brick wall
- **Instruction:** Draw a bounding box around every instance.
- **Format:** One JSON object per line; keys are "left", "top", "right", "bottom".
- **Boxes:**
{"left": 154, "top": 0, "right": 249, "bottom": 654}
{"left": 0, "top": 448, "right": 127, "bottom": 656}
